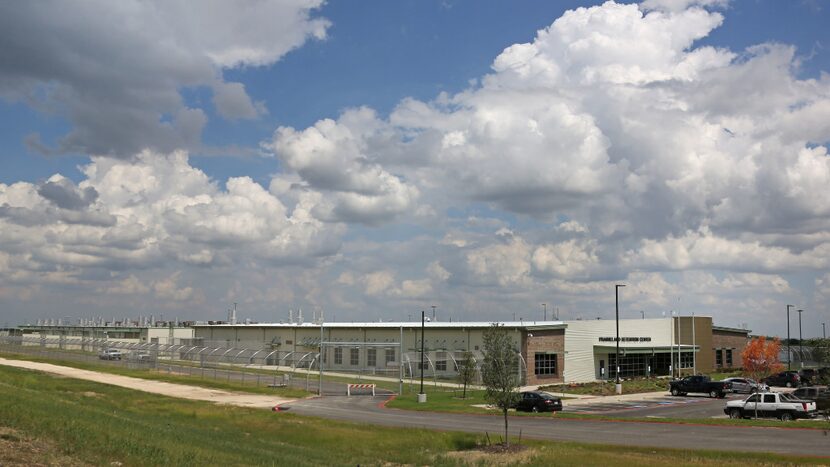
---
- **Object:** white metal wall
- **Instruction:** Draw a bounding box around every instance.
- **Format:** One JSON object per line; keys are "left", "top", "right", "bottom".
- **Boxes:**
{"left": 563, "top": 318, "right": 672, "bottom": 383}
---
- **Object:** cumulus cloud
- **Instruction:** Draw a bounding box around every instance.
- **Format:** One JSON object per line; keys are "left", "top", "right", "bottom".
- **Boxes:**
{"left": 266, "top": 107, "right": 420, "bottom": 224}
{"left": 0, "top": 151, "right": 345, "bottom": 303}
{"left": 0, "top": 0, "right": 328, "bottom": 156}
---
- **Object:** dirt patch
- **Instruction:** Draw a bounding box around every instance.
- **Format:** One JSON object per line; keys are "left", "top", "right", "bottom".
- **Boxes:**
{"left": 0, "top": 358, "right": 293, "bottom": 409}
{"left": 446, "top": 444, "right": 533, "bottom": 464}
{"left": 0, "top": 427, "right": 89, "bottom": 467}
{"left": 82, "top": 391, "right": 102, "bottom": 398}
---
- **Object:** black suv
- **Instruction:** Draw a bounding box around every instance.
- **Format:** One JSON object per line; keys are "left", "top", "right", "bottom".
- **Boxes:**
{"left": 762, "top": 371, "right": 801, "bottom": 388}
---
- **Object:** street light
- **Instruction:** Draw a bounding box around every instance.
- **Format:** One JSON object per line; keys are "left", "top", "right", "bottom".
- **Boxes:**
{"left": 786, "top": 304, "right": 793, "bottom": 370}
{"left": 418, "top": 310, "right": 426, "bottom": 403}
{"left": 542, "top": 303, "right": 547, "bottom": 321}
{"left": 797, "top": 309, "right": 803, "bottom": 369}
{"left": 615, "top": 284, "right": 626, "bottom": 395}
{"left": 823, "top": 322, "right": 826, "bottom": 339}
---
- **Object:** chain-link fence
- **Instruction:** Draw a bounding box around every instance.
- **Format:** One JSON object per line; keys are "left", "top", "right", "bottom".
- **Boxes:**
{"left": 0, "top": 335, "right": 529, "bottom": 395}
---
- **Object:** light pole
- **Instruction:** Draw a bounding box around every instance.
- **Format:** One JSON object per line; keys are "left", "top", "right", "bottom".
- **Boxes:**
{"left": 418, "top": 310, "right": 426, "bottom": 403}
{"left": 797, "top": 309, "right": 803, "bottom": 369}
{"left": 823, "top": 322, "right": 826, "bottom": 339}
{"left": 542, "top": 303, "right": 547, "bottom": 321}
{"left": 431, "top": 305, "right": 436, "bottom": 321}
{"left": 786, "top": 304, "right": 793, "bottom": 370}
{"left": 615, "top": 284, "right": 625, "bottom": 395}
{"left": 640, "top": 310, "right": 644, "bottom": 320}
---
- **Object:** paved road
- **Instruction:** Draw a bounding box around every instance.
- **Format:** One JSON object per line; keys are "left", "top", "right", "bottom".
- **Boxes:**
{"left": 280, "top": 395, "right": 830, "bottom": 457}
{"left": 564, "top": 393, "right": 744, "bottom": 419}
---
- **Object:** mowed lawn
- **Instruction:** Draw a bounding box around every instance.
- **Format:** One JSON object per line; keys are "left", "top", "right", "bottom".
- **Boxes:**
{"left": 1, "top": 367, "right": 829, "bottom": 466}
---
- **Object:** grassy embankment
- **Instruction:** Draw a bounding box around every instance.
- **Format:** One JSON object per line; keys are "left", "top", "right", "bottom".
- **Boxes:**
{"left": 0, "top": 350, "right": 309, "bottom": 398}
{"left": 1, "top": 365, "right": 827, "bottom": 466}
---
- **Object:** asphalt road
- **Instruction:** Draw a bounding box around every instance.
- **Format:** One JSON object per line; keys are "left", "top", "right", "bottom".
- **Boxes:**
{"left": 280, "top": 395, "right": 830, "bottom": 457}
{"left": 565, "top": 393, "right": 745, "bottom": 419}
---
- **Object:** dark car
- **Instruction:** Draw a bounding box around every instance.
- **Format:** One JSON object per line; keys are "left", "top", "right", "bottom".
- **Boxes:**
{"left": 513, "top": 391, "right": 563, "bottom": 413}
{"left": 799, "top": 369, "right": 819, "bottom": 385}
{"left": 762, "top": 371, "right": 801, "bottom": 388}
{"left": 791, "top": 386, "right": 828, "bottom": 401}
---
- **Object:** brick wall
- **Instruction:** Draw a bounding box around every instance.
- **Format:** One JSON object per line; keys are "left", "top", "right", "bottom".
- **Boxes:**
{"left": 524, "top": 328, "right": 565, "bottom": 385}
{"left": 712, "top": 330, "right": 750, "bottom": 370}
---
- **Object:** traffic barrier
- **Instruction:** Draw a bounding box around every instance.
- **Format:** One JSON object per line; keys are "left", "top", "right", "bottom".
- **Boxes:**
{"left": 347, "top": 383, "right": 376, "bottom": 396}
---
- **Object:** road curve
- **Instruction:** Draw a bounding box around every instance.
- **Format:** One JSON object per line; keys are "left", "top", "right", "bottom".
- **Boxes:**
{"left": 281, "top": 396, "right": 830, "bottom": 458}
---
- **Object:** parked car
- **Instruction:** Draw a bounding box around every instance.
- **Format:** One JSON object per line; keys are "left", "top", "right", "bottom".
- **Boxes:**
{"left": 762, "top": 371, "right": 801, "bottom": 388}
{"left": 816, "top": 390, "right": 830, "bottom": 411}
{"left": 791, "top": 386, "right": 828, "bottom": 401}
{"left": 98, "top": 349, "right": 122, "bottom": 360}
{"left": 799, "top": 369, "right": 819, "bottom": 385}
{"left": 512, "top": 391, "right": 563, "bottom": 413}
{"left": 669, "top": 375, "right": 732, "bottom": 398}
{"left": 723, "top": 377, "right": 767, "bottom": 394}
{"left": 724, "top": 392, "right": 817, "bottom": 421}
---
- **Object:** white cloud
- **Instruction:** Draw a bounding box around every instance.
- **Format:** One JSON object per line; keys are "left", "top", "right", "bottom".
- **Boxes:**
{"left": 0, "top": 0, "right": 328, "bottom": 156}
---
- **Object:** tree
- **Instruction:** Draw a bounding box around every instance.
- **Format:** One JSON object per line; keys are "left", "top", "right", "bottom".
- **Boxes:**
{"left": 741, "top": 336, "right": 783, "bottom": 382}
{"left": 481, "top": 323, "right": 521, "bottom": 447}
{"left": 456, "top": 350, "right": 477, "bottom": 399}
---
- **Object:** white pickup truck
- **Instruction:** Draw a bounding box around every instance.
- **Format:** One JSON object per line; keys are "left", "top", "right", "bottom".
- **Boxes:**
{"left": 724, "top": 392, "right": 817, "bottom": 421}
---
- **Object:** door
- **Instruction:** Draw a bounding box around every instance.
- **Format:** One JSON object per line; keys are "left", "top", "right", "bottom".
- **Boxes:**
{"left": 743, "top": 394, "right": 761, "bottom": 417}
{"left": 760, "top": 393, "right": 777, "bottom": 417}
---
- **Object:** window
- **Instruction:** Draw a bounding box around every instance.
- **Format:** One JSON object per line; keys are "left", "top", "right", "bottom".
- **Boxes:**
{"left": 385, "top": 348, "right": 395, "bottom": 363}
{"left": 350, "top": 348, "right": 359, "bottom": 366}
{"left": 763, "top": 394, "right": 775, "bottom": 403}
{"left": 334, "top": 347, "right": 342, "bottom": 365}
{"left": 367, "top": 348, "right": 376, "bottom": 367}
{"left": 436, "top": 360, "right": 447, "bottom": 371}
{"left": 746, "top": 394, "right": 760, "bottom": 403}
{"left": 725, "top": 349, "right": 733, "bottom": 367}
{"left": 534, "top": 353, "right": 558, "bottom": 376}
{"left": 715, "top": 349, "right": 723, "bottom": 367}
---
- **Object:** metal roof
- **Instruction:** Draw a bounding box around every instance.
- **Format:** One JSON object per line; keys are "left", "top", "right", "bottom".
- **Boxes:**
{"left": 191, "top": 320, "right": 567, "bottom": 330}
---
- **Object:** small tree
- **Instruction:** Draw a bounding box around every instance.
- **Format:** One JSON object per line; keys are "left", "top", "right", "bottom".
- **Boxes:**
{"left": 457, "top": 351, "right": 477, "bottom": 399}
{"left": 481, "top": 323, "right": 521, "bottom": 447}
{"left": 741, "top": 336, "right": 783, "bottom": 382}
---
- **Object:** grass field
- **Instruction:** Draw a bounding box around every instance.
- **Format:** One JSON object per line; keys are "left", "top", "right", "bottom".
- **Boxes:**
{"left": 539, "top": 377, "right": 669, "bottom": 396}
{"left": 0, "top": 351, "right": 310, "bottom": 398}
{"left": 1, "top": 365, "right": 828, "bottom": 466}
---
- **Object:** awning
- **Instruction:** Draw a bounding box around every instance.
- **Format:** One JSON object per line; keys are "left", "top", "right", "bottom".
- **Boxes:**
{"left": 593, "top": 344, "right": 699, "bottom": 355}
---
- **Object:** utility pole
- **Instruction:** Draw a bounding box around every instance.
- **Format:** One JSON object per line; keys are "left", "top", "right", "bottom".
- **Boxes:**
{"left": 797, "top": 309, "right": 803, "bottom": 369}
{"left": 615, "top": 284, "right": 625, "bottom": 395}
{"left": 786, "top": 304, "right": 793, "bottom": 371}
{"left": 418, "top": 310, "right": 426, "bottom": 403}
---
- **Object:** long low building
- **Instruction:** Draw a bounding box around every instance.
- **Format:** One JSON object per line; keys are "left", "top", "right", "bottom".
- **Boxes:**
{"left": 193, "top": 316, "right": 750, "bottom": 385}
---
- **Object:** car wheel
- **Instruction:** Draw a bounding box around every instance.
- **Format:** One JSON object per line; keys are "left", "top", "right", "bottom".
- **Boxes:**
{"left": 786, "top": 382, "right": 793, "bottom": 388}
{"left": 709, "top": 390, "right": 718, "bottom": 398}
{"left": 780, "top": 412, "right": 793, "bottom": 422}
{"left": 671, "top": 388, "right": 679, "bottom": 396}
{"left": 531, "top": 406, "right": 539, "bottom": 413}
{"left": 729, "top": 409, "right": 742, "bottom": 419}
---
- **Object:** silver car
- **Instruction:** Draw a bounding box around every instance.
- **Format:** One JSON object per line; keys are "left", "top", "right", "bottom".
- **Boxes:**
{"left": 723, "top": 377, "right": 767, "bottom": 394}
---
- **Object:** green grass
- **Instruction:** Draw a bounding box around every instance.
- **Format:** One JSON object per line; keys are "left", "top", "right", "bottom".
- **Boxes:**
{"left": 1, "top": 365, "right": 828, "bottom": 466}
{"left": 0, "top": 351, "right": 310, "bottom": 398}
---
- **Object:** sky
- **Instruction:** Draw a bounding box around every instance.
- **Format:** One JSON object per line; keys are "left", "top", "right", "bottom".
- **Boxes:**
{"left": 0, "top": 0, "right": 829, "bottom": 337}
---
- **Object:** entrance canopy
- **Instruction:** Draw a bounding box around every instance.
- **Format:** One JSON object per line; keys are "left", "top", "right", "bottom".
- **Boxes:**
{"left": 593, "top": 344, "right": 698, "bottom": 355}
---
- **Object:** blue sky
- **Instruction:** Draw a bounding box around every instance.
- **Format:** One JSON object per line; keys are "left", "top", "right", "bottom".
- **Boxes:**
{"left": 1, "top": 0, "right": 829, "bottom": 336}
